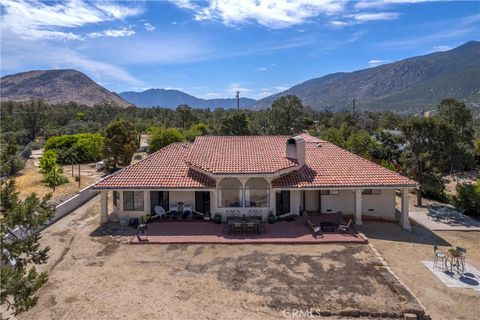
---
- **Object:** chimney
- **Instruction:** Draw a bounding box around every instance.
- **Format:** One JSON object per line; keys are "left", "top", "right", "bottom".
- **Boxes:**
{"left": 286, "top": 135, "right": 305, "bottom": 167}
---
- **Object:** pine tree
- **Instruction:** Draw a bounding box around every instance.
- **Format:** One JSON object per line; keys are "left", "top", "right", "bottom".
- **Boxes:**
{"left": 0, "top": 179, "right": 55, "bottom": 316}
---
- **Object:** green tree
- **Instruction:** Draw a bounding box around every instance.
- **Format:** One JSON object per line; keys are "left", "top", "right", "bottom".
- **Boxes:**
{"left": 344, "top": 130, "right": 380, "bottom": 159}
{"left": 268, "top": 95, "right": 306, "bottom": 135}
{"left": 452, "top": 180, "right": 480, "bottom": 217}
{"left": 148, "top": 127, "right": 184, "bottom": 153}
{"left": 103, "top": 120, "right": 137, "bottom": 171}
{"left": 320, "top": 127, "right": 346, "bottom": 148}
{"left": 175, "top": 105, "right": 196, "bottom": 129}
{"left": 401, "top": 117, "right": 455, "bottom": 205}
{"left": 0, "top": 139, "right": 25, "bottom": 176}
{"left": 184, "top": 123, "right": 210, "bottom": 142}
{"left": 437, "top": 98, "right": 476, "bottom": 171}
{"left": 219, "top": 111, "right": 251, "bottom": 135}
{"left": 39, "top": 150, "right": 68, "bottom": 187}
{"left": 475, "top": 138, "right": 480, "bottom": 166}
{"left": 39, "top": 150, "right": 59, "bottom": 174}
{"left": 0, "top": 179, "right": 55, "bottom": 316}
{"left": 19, "top": 100, "right": 50, "bottom": 141}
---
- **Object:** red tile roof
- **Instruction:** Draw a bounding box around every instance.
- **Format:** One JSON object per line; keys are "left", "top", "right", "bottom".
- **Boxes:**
{"left": 272, "top": 140, "right": 417, "bottom": 188}
{"left": 93, "top": 143, "right": 215, "bottom": 189}
{"left": 186, "top": 135, "right": 298, "bottom": 174}
{"left": 93, "top": 134, "right": 417, "bottom": 190}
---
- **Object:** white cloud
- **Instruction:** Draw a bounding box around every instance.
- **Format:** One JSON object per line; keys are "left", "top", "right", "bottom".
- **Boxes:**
{"left": 351, "top": 12, "right": 400, "bottom": 22}
{"left": 355, "top": 0, "right": 433, "bottom": 9}
{"left": 200, "top": 92, "right": 223, "bottom": 99}
{"left": 0, "top": 0, "right": 143, "bottom": 40}
{"left": 368, "top": 59, "right": 389, "bottom": 67}
{"left": 174, "top": 0, "right": 345, "bottom": 28}
{"left": 433, "top": 45, "right": 452, "bottom": 51}
{"left": 88, "top": 28, "right": 135, "bottom": 38}
{"left": 255, "top": 67, "right": 267, "bottom": 72}
{"left": 144, "top": 22, "right": 156, "bottom": 32}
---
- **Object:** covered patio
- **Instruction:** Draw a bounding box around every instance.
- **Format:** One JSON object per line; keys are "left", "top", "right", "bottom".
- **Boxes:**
{"left": 130, "top": 216, "right": 368, "bottom": 244}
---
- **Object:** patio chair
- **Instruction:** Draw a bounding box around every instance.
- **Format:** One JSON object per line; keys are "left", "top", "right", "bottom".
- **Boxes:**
{"left": 169, "top": 202, "right": 179, "bottom": 219}
{"left": 334, "top": 211, "right": 344, "bottom": 227}
{"left": 433, "top": 245, "right": 446, "bottom": 269}
{"left": 183, "top": 203, "right": 192, "bottom": 214}
{"left": 337, "top": 219, "right": 352, "bottom": 233}
{"left": 305, "top": 218, "right": 323, "bottom": 238}
{"left": 246, "top": 221, "right": 258, "bottom": 234}
{"left": 230, "top": 222, "right": 243, "bottom": 235}
{"left": 152, "top": 206, "right": 166, "bottom": 220}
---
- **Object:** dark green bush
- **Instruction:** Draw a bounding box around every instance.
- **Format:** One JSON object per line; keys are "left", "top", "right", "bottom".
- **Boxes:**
{"left": 213, "top": 214, "right": 222, "bottom": 224}
{"left": 452, "top": 180, "right": 480, "bottom": 217}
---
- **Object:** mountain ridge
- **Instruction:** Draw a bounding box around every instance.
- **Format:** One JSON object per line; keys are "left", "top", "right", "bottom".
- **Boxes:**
{"left": 0, "top": 69, "right": 132, "bottom": 108}
{"left": 253, "top": 41, "right": 480, "bottom": 113}
{"left": 119, "top": 88, "right": 256, "bottom": 109}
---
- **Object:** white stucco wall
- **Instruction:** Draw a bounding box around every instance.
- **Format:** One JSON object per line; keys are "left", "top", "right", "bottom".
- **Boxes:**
{"left": 170, "top": 191, "right": 195, "bottom": 206}
{"left": 361, "top": 189, "right": 396, "bottom": 220}
{"left": 321, "top": 190, "right": 355, "bottom": 214}
{"left": 305, "top": 190, "right": 319, "bottom": 211}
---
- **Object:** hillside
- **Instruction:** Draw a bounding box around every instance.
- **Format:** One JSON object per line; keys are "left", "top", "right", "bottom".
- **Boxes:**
{"left": 119, "top": 88, "right": 256, "bottom": 108}
{"left": 0, "top": 69, "right": 132, "bottom": 107}
{"left": 254, "top": 41, "right": 480, "bottom": 113}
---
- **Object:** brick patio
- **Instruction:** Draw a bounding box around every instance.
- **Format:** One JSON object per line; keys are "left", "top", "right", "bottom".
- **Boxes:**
{"left": 130, "top": 218, "right": 367, "bottom": 244}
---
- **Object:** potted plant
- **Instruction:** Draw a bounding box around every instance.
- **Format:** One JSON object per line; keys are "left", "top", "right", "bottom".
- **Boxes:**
{"left": 268, "top": 211, "right": 276, "bottom": 224}
{"left": 213, "top": 213, "right": 222, "bottom": 224}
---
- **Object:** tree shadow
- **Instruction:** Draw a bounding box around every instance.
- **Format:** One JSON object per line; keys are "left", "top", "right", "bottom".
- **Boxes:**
{"left": 359, "top": 221, "right": 451, "bottom": 246}
{"left": 89, "top": 222, "right": 137, "bottom": 238}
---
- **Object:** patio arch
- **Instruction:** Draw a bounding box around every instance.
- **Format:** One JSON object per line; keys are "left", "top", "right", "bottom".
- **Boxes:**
{"left": 245, "top": 178, "right": 270, "bottom": 207}
{"left": 218, "top": 178, "right": 243, "bottom": 208}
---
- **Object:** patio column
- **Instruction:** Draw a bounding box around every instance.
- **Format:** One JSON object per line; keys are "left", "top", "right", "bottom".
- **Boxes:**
{"left": 354, "top": 189, "right": 362, "bottom": 225}
{"left": 400, "top": 188, "right": 411, "bottom": 230}
{"left": 100, "top": 191, "right": 108, "bottom": 225}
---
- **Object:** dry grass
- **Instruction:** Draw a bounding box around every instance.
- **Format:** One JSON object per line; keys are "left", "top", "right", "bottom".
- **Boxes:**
{"left": 14, "top": 159, "right": 103, "bottom": 205}
{"left": 360, "top": 221, "right": 480, "bottom": 320}
{"left": 17, "top": 197, "right": 424, "bottom": 320}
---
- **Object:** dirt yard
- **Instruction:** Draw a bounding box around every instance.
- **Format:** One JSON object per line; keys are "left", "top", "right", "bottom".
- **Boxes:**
{"left": 359, "top": 222, "right": 480, "bottom": 320}
{"left": 13, "top": 158, "right": 103, "bottom": 205}
{"left": 17, "top": 197, "right": 424, "bottom": 320}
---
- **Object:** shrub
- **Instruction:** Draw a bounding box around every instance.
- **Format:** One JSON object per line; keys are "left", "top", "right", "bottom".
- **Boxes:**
{"left": 148, "top": 127, "right": 184, "bottom": 153}
{"left": 452, "top": 180, "right": 480, "bottom": 217}
{"left": 44, "top": 166, "right": 69, "bottom": 187}
{"left": 39, "top": 150, "right": 59, "bottom": 174}
{"left": 380, "top": 160, "right": 397, "bottom": 172}
{"left": 213, "top": 214, "right": 222, "bottom": 224}
{"left": 45, "top": 133, "right": 104, "bottom": 163}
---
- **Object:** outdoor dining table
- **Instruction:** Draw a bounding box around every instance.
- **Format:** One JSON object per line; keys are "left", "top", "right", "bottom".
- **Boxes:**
{"left": 227, "top": 217, "right": 261, "bottom": 235}
{"left": 445, "top": 248, "right": 466, "bottom": 274}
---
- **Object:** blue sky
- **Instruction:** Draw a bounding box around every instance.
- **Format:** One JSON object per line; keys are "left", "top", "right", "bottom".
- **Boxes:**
{"left": 1, "top": 1, "right": 479, "bottom": 99}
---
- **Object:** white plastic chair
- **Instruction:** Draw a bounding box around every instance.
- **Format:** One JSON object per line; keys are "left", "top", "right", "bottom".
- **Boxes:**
{"left": 183, "top": 203, "right": 192, "bottom": 214}
{"left": 153, "top": 206, "right": 166, "bottom": 219}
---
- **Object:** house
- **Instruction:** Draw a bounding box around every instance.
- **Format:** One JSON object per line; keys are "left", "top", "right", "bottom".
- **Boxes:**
{"left": 92, "top": 133, "right": 417, "bottom": 229}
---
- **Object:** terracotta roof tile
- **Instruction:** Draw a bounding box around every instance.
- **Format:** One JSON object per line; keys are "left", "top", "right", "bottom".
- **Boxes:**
{"left": 186, "top": 136, "right": 297, "bottom": 174}
{"left": 93, "top": 143, "right": 215, "bottom": 189}
{"left": 272, "top": 140, "right": 417, "bottom": 188}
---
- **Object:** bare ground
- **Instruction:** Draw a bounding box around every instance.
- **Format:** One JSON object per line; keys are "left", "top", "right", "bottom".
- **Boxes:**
{"left": 14, "top": 159, "right": 103, "bottom": 205}
{"left": 17, "top": 197, "right": 423, "bottom": 320}
{"left": 359, "top": 221, "right": 480, "bottom": 320}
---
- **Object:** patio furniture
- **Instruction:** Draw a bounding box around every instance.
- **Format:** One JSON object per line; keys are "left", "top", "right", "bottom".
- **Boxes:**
{"left": 337, "top": 219, "right": 352, "bottom": 233}
{"left": 136, "top": 224, "right": 148, "bottom": 242}
{"left": 229, "top": 220, "right": 243, "bottom": 235}
{"left": 334, "top": 211, "right": 344, "bottom": 227}
{"left": 433, "top": 245, "right": 446, "bottom": 269}
{"left": 305, "top": 218, "right": 323, "bottom": 238}
{"left": 445, "top": 247, "right": 466, "bottom": 274}
{"left": 152, "top": 206, "right": 166, "bottom": 219}
{"left": 320, "top": 221, "right": 336, "bottom": 232}
{"left": 245, "top": 219, "right": 259, "bottom": 234}
{"left": 183, "top": 203, "right": 192, "bottom": 214}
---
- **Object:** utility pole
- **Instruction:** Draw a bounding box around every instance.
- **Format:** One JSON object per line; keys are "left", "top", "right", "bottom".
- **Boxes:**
{"left": 352, "top": 98, "right": 356, "bottom": 113}
{"left": 78, "top": 164, "right": 81, "bottom": 188}
{"left": 236, "top": 91, "right": 240, "bottom": 111}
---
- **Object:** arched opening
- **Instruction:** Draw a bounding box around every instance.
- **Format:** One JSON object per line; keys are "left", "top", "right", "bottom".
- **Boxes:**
{"left": 245, "top": 178, "right": 270, "bottom": 207}
{"left": 218, "top": 178, "right": 243, "bottom": 208}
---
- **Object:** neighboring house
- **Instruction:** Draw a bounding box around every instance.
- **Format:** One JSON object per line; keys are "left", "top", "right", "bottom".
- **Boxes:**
{"left": 93, "top": 133, "right": 417, "bottom": 229}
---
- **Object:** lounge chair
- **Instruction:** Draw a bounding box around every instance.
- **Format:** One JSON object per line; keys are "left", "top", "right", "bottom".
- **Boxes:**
{"left": 305, "top": 217, "right": 323, "bottom": 238}
{"left": 337, "top": 219, "right": 352, "bottom": 233}
{"left": 152, "top": 206, "right": 166, "bottom": 220}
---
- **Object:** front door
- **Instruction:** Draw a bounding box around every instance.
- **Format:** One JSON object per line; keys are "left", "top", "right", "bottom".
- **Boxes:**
{"left": 276, "top": 191, "right": 290, "bottom": 215}
{"left": 195, "top": 191, "right": 211, "bottom": 215}
{"left": 150, "top": 191, "right": 169, "bottom": 214}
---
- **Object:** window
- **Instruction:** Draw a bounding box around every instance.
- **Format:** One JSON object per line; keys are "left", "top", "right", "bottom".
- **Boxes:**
{"left": 320, "top": 190, "right": 339, "bottom": 195}
{"left": 245, "top": 178, "right": 270, "bottom": 207}
{"left": 362, "top": 189, "right": 381, "bottom": 195}
{"left": 113, "top": 191, "right": 120, "bottom": 207}
{"left": 123, "top": 191, "right": 144, "bottom": 211}
{"left": 218, "top": 178, "right": 242, "bottom": 208}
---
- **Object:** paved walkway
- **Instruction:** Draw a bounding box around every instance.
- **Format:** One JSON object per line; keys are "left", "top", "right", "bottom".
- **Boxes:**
{"left": 422, "top": 261, "right": 480, "bottom": 292}
{"left": 131, "top": 219, "right": 367, "bottom": 244}
{"left": 410, "top": 211, "right": 480, "bottom": 231}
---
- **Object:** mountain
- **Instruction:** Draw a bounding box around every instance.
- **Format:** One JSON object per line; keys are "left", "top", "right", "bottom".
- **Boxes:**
{"left": 254, "top": 41, "right": 480, "bottom": 113}
{"left": 119, "top": 88, "right": 256, "bottom": 109}
{"left": 0, "top": 69, "right": 132, "bottom": 107}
